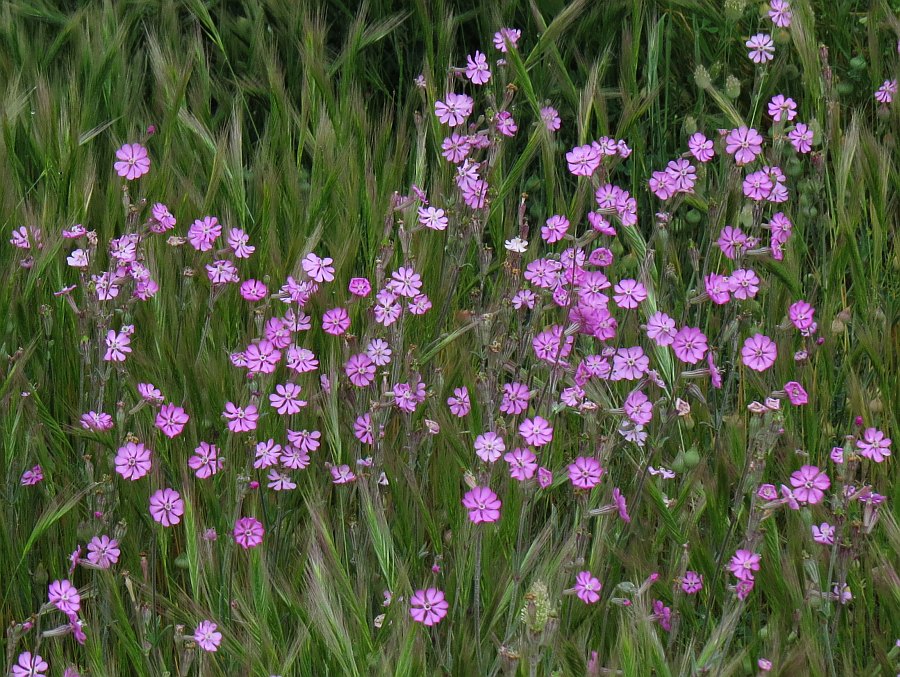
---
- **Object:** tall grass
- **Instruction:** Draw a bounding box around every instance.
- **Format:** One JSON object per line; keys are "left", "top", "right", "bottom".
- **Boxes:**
{"left": 1, "top": 0, "right": 898, "bottom": 675}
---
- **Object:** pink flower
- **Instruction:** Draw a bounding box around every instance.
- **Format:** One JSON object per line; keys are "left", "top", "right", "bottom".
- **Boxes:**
{"left": 500, "top": 382, "right": 531, "bottom": 415}
{"left": 302, "top": 252, "right": 335, "bottom": 283}
{"left": 493, "top": 27, "right": 521, "bottom": 52}
{"left": 447, "top": 387, "right": 470, "bottom": 416}
{"left": 81, "top": 410, "right": 113, "bottom": 431}
{"left": 728, "top": 549, "right": 761, "bottom": 581}
{"left": 496, "top": 111, "right": 518, "bottom": 136}
{"left": 649, "top": 170, "right": 676, "bottom": 200}
{"left": 222, "top": 403, "right": 257, "bottom": 433}
{"left": 324, "top": 463, "right": 353, "bottom": 484}
{"left": 256, "top": 440, "right": 283, "bottom": 469}
{"left": 20, "top": 465, "right": 43, "bottom": 486}
{"left": 389, "top": 267, "right": 423, "bottom": 298}
{"left": 321, "top": 307, "right": 350, "bottom": 335}
{"left": 233, "top": 517, "right": 264, "bottom": 548}
{"left": 688, "top": 132, "right": 714, "bottom": 162}
{"left": 624, "top": 390, "right": 653, "bottom": 425}
{"left": 537, "top": 467, "right": 553, "bottom": 488}
{"left": 189, "top": 442, "right": 223, "bottom": 479}
{"left": 137, "top": 382, "right": 164, "bottom": 404}
{"left": 767, "top": 94, "right": 797, "bottom": 122}
{"left": 269, "top": 383, "right": 306, "bottom": 415}
{"left": 613, "top": 279, "right": 647, "bottom": 309}
{"left": 504, "top": 448, "right": 538, "bottom": 481}
{"left": 681, "top": 571, "right": 703, "bottom": 594}
{"left": 784, "top": 381, "right": 808, "bottom": 405}
{"left": 788, "top": 300, "right": 815, "bottom": 331}
{"left": 652, "top": 600, "right": 672, "bottom": 631}
{"left": 746, "top": 33, "right": 775, "bottom": 63}
{"left": 645, "top": 312, "right": 676, "bottom": 346}
{"left": 114, "top": 143, "right": 150, "bottom": 180}
{"left": 789, "top": 465, "right": 830, "bottom": 504}
{"left": 705, "top": 274, "right": 731, "bottom": 305}
{"left": 226, "top": 228, "right": 255, "bottom": 258}
{"left": 11, "top": 652, "right": 48, "bottom": 677}
{"left": 149, "top": 488, "right": 185, "bottom": 527}
{"left": 788, "top": 123, "right": 813, "bottom": 153}
{"left": 409, "top": 588, "right": 449, "bottom": 626}
{"left": 245, "top": 341, "right": 282, "bottom": 374}
{"left": 206, "top": 260, "right": 239, "bottom": 285}
{"left": 462, "top": 486, "right": 502, "bottom": 523}
{"left": 875, "top": 79, "right": 897, "bottom": 104}
{"left": 729, "top": 269, "right": 760, "bottom": 300}
{"left": 573, "top": 571, "right": 602, "bottom": 603}
{"left": 464, "top": 50, "right": 491, "bottom": 84}
{"left": 856, "top": 428, "right": 891, "bottom": 462}
{"left": 540, "top": 106, "right": 561, "bottom": 132}
{"left": 187, "top": 216, "right": 222, "bottom": 251}
{"left": 566, "top": 144, "right": 602, "bottom": 176}
{"left": 104, "top": 329, "right": 132, "bottom": 362}
{"left": 724, "top": 127, "right": 764, "bottom": 165}
{"left": 114, "top": 442, "right": 152, "bottom": 481}
{"left": 758, "top": 657, "right": 773, "bottom": 672}
{"left": 48, "top": 579, "right": 81, "bottom": 614}
{"left": 568, "top": 456, "right": 604, "bottom": 489}
{"left": 769, "top": 0, "right": 792, "bottom": 27}
{"left": 541, "top": 214, "right": 569, "bottom": 243}
{"left": 345, "top": 353, "right": 376, "bottom": 387}
{"left": 155, "top": 403, "right": 190, "bottom": 438}
{"left": 672, "top": 327, "right": 708, "bottom": 364}
{"left": 716, "top": 225, "right": 748, "bottom": 259}
{"left": 474, "top": 431, "right": 506, "bottom": 463}
{"left": 240, "top": 279, "right": 268, "bottom": 301}
{"left": 86, "top": 535, "right": 120, "bottom": 568}
{"left": 519, "top": 416, "right": 554, "bottom": 447}
{"left": 348, "top": 277, "right": 372, "bottom": 296}
{"left": 193, "top": 620, "right": 223, "bottom": 652}
{"left": 811, "top": 522, "right": 835, "bottom": 545}
{"left": 612, "top": 487, "right": 631, "bottom": 522}
{"left": 743, "top": 170, "right": 774, "bottom": 201}
{"left": 435, "top": 93, "right": 474, "bottom": 127}
{"left": 741, "top": 334, "right": 777, "bottom": 372}
{"left": 441, "top": 133, "right": 470, "bottom": 164}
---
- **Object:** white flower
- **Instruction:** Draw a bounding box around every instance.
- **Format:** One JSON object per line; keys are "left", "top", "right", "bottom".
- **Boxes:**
{"left": 505, "top": 237, "right": 528, "bottom": 253}
{"left": 67, "top": 248, "right": 89, "bottom": 268}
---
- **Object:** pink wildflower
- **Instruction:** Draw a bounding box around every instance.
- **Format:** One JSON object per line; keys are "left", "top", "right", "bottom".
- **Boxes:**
{"left": 114, "top": 143, "right": 150, "bottom": 180}
{"left": 193, "top": 620, "right": 223, "bottom": 652}
{"left": 149, "top": 488, "right": 184, "bottom": 527}
{"left": 409, "top": 588, "right": 449, "bottom": 626}
{"left": 233, "top": 517, "right": 264, "bottom": 548}
{"left": 573, "top": 571, "right": 602, "bottom": 604}
{"left": 462, "top": 486, "right": 501, "bottom": 523}
{"left": 741, "top": 334, "right": 777, "bottom": 371}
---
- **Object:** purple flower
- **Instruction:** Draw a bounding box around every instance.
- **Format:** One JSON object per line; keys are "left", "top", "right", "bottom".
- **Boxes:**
{"left": 149, "top": 488, "right": 185, "bottom": 527}
{"left": 688, "top": 132, "right": 714, "bottom": 162}
{"left": 155, "top": 403, "right": 189, "bottom": 438}
{"left": 519, "top": 416, "right": 554, "bottom": 447}
{"left": 86, "top": 535, "right": 120, "bottom": 568}
{"left": 784, "top": 381, "right": 808, "bottom": 405}
{"left": 504, "top": 448, "right": 538, "bottom": 481}
{"left": 11, "top": 652, "right": 48, "bottom": 677}
{"left": 194, "top": 620, "right": 223, "bottom": 652}
{"left": 447, "top": 386, "right": 471, "bottom": 417}
{"left": 811, "top": 522, "right": 835, "bottom": 545}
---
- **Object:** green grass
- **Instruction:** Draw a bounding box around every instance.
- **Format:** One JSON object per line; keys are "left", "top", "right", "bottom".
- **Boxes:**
{"left": 1, "top": 0, "right": 898, "bottom": 675}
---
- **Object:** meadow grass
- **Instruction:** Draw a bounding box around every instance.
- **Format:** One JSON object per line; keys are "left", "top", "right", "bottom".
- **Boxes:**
{"left": 1, "top": 0, "right": 898, "bottom": 675}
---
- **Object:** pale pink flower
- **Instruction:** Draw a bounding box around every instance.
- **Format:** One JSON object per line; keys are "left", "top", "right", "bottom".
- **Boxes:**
{"left": 86, "top": 535, "right": 120, "bottom": 568}
{"left": 856, "top": 428, "right": 891, "bottom": 463}
{"left": 746, "top": 34, "right": 775, "bottom": 64}
{"left": 188, "top": 442, "right": 223, "bottom": 479}
{"left": 519, "top": 416, "right": 553, "bottom": 447}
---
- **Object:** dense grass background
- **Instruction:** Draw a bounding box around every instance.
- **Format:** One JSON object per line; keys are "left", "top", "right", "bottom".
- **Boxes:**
{"left": 1, "top": 0, "right": 898, "bottom": 675}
